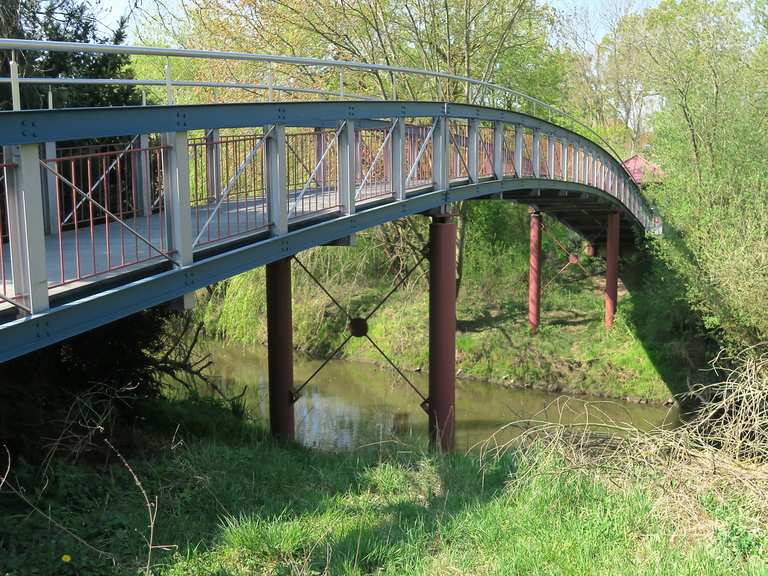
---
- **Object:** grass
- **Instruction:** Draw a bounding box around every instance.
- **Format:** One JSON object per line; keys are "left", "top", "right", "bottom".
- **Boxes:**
{"left": 211, "top": 252, "right": 698, "bottom": 403}
{"left": 204, "top": 202, "right": 715, "bottom": 404}
{"left": 2, "top": 397, "right": 766, "bottom": 575}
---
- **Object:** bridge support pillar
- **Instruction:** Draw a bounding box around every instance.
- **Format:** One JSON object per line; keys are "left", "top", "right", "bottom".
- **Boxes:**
{"left": 528, "top": 211, "right": 542, "bottom": 334}
{"left": 428, "top": 215, "right": 456, "bottom": 453}
{"left": 266, "top": 257, "right": 296, "bottom": 442}
{"left": 604, "top": 212, "right": 620, "bottom": 328}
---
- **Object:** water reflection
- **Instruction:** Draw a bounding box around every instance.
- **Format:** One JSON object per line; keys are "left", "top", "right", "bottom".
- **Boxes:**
{"left": 210, "top": 343, "right": 678, "bottom": 452}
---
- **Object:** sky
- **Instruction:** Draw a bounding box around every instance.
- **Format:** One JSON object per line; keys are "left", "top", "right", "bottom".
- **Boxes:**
{"left": 97, "top": 0, "right": 660, "bottom": 47}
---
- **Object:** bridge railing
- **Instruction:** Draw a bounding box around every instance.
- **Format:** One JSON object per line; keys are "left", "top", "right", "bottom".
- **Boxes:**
{"left": 0, "top": 153, "right": 12, "bottom": 308}
{"left": 0, "top": 96, "right": 658, "bottom": 318}
{"left": 0, "top": 38, "right": 661, "bottom": 227}
{"left": 0, "top": 40, "right": 644, "bottom": 179}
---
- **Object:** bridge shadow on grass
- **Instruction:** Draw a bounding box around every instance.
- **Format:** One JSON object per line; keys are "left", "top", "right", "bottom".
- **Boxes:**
{"left": 456, "top": 301, "right": 525, "bottom": 333}
{"left": 619, "top": 234, "right": 718, "bottom": 406}
{"left": 143, "top": 419, "right": 517, "bottom": 574}
{"left": 2, "top": 397, "right": 518, "bottom": 575}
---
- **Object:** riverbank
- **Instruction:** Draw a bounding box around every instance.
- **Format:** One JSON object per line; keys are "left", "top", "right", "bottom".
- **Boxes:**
{"left": 206, "top": 235, "right": 706, "bottom": 404}
{"left": 2, "top": 397, "right": 765, "bottom": 575}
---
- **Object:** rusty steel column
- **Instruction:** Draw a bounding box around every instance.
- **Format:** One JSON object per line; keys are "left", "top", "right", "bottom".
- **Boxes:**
{"left": 604, "top": 212, "right": 620, "bottom": 328}
{"left": 266, "top": 258, "right": 295, "bottom": 442}
{"left": 528, "top": 211, "right": 542, "bottom": 334}
{"left": 428, "top": 215, "right": 457, "bottom": 452}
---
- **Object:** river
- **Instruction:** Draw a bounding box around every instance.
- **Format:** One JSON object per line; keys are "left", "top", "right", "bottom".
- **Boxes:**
{"left": 208, "top": 343, "right": 678, "bottom": 452}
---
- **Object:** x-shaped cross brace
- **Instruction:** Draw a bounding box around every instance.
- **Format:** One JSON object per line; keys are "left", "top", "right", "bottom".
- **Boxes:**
{"left": 290, "top": 250, "right": 430, "bottom": 412}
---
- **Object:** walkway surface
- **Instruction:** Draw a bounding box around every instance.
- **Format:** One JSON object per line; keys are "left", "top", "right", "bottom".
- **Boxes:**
{"left": 1, "top": 182, "right": 421, "bottom": 298}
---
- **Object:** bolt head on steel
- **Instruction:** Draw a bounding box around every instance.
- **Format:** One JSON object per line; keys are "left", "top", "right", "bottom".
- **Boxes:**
{"left": 347, "top": 317, "right": 368, "bottom": 337}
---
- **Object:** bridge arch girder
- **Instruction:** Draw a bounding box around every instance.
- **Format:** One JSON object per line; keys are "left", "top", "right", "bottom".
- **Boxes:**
{"left": 0, "top": 101, "right": 657, "bottom": 361}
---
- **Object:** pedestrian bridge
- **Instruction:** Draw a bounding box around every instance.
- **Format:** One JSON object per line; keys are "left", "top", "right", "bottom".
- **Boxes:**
{"left": 0, "top": 39, "right": 660, "bottom": 449}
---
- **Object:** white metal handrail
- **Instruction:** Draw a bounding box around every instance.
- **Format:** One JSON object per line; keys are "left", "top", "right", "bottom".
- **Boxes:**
{"left": 0, "top": 76, "right": 377, "bottom": 102}
{"left": 0, "top": 39, "right": 639, "bottom": 187}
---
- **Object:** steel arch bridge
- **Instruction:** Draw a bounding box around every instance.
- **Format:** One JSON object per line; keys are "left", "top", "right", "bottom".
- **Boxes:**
{"left": 0, "top": 40, "right": 661, "bottom": 450}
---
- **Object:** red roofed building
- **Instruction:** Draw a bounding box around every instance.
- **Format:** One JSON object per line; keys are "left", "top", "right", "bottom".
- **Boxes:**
{"left": 623, "top": 154, "right": 663, "bottom": 187}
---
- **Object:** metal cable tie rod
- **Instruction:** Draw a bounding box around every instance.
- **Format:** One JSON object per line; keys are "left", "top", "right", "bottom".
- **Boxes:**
{"left": 364, "top": 334, "right": 427, "bottom": 403}
{"left": 292, "top": 334, "right": 353, "bottom": 399}
{"left": 293, "top": 256, "right": 350, "bottom": 319}
{"left": 365, "top": 251, "right": 427, "bottom": 321}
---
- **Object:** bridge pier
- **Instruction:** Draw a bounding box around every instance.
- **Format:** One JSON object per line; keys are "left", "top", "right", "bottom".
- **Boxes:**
{"left": 428, "top": 215, "right": 456, "bottom": 452}
{"left": 266, "top": 257, "right": 296, "bottom": 442}
{"left": 604, "top": 212, "right": 620, "bottom": 328}
{"left": 528, "top": 211, "right": 542, "bottom": 334}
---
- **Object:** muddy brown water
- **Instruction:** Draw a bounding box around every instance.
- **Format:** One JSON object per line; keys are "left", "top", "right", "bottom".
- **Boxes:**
{"left": 208, "top": 343, "right": 679, "bottom": 452}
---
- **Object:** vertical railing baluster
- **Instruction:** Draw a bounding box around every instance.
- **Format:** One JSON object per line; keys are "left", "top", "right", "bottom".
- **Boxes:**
{"left": 561, "top": 140, "right": 568, "bottom": 181}
{"left": 134, "top": 134, "right": 151, "bottom": 217}
{"left": 532, "top": 130, "right": 541, "bottom": 178}
{"left": 266, "top": 125, "right": 287, "bottom": 235}
{"left": 206, "top": 129, "right": 222, "bottom": 202}
{"left": 338, "top": 120, "right": 356, "bottom": 216}
{"left": 391, "top": 118, "right": 406, "bottom": 201}
{"left": 493, "top": 121, "right": 504, "bottom": 180}
{"left": 608, "top": 168, "right": 613, "bottom": 196}
{"left": 514, "top": 126, "right": 523, "bottom": 177}
{"left": 43, "top": 141, "right": 58, "bottom": 235}
{"left": 162, "top": 130, "right": 194, "bottom": 308}
{"left": 433, "top": 116, "right": 449, "bottom": 190}
{"left": 547, "top": 136, "right": 555, "bottom": 179}
{"left": 468, "top": 118, "right": 479, "bottom": 183}
{"left": 4, "top": 144, "right": 49, "bottom": 314}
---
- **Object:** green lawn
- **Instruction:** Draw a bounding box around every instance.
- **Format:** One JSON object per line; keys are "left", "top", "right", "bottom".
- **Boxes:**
{"left": 2, "top": 399, "right": 764, "bottom": 575}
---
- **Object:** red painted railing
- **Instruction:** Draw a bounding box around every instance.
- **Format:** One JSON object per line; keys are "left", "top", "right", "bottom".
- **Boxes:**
{"left": 43, "top": 143, "right": 169, "bottom": 287}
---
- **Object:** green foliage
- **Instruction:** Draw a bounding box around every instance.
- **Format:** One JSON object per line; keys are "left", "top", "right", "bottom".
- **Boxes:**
{"left": 636, "top": 1, "right": 768, "bottom": 348}
{"left": 0, "top": 307, "right": 176, "bottom": 458}
{"left": 564, "top": 0, "right": 767, "bottom": 351}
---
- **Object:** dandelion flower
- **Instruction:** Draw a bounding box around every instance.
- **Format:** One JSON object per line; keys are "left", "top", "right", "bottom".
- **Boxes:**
{"left": 61, "top": 554, "right": 72, "bottom": 563}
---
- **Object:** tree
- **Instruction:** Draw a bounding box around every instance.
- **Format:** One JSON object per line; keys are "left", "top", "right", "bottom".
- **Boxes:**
{"left": 135, "top": 0, "right": 567, "bottom": 294}
{"left": 0, "top": 0, "right": 140, "bottom": 110}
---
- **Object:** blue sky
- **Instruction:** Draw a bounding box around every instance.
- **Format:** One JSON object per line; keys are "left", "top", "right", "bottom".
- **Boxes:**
{"left": 98, "top": 0, "right": 658, "bottom": 45}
